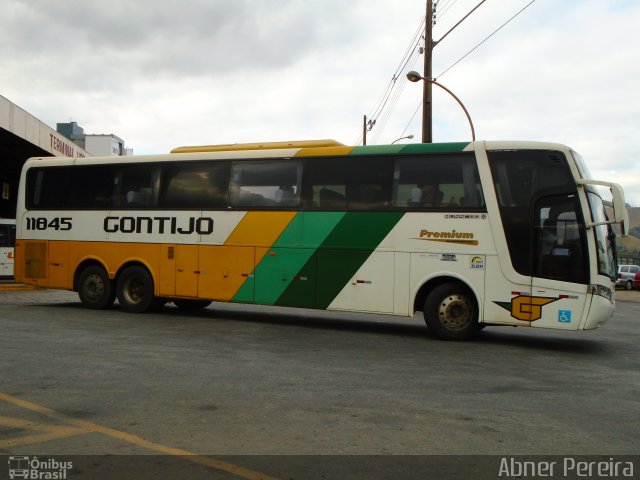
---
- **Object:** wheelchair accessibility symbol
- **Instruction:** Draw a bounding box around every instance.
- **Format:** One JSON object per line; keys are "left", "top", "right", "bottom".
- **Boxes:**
{"left": 558, "top": 310, "right": 572, "bottom": 323}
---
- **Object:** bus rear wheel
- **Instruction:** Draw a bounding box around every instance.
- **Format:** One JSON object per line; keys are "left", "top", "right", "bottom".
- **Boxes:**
{"left": 424, "top": 283, "right": 479, "bottom": 340}
{"left": 78, "top": 265, "right": 115, "bottom": 309}
{"left": 117, "top": 266, "right": 162, "bottom": 313}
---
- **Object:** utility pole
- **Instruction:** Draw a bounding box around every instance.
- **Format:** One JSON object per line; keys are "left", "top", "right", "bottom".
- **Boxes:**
{"left": 420, "top": 0, "right": 487, "bottom": 143}
{"left": 363, "top": 115, "right": 367, "bottom": 145}
{"left": 422, "top": 0, "right": 434, "bottom": 143}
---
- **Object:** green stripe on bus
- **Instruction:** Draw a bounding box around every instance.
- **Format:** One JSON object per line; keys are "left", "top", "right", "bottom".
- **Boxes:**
{"left": 349, "top": 145, "right": 406, "bottom": 155}
{"left": 349, "top": 143, "right": 470, "bottom": 156}
{"left": 232, "top": 212, "right": 345, "bottom": 305}
{"left": 399, "top": 142, "right": 470, "bottom": 153}
{"left": 276, "top": 212, "right": 404, "bottom": 309}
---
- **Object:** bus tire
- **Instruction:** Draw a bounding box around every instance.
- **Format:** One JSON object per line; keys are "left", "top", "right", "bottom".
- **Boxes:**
{"left": 424, "top": 283, "right": 479, "bottom": 340}
{"left": 117, "top": 266, "right": 159, "bottom": 313}
{"left": 174, "top": 299, "right": 212, "bottom": 310}
{"left": 78, "top": 265, "right": 115, "bottom": 310}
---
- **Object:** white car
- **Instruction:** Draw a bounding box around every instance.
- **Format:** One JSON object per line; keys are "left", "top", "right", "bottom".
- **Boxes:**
{"left": 616, "top": 264, "right": 640, "bottom": 290}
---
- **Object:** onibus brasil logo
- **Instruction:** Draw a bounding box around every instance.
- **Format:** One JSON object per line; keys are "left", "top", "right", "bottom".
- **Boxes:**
{"left": 8, "top": 456, "right": 72, "bottom": 479}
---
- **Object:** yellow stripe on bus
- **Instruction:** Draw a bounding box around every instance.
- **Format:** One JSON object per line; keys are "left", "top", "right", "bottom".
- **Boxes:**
{"left": 293, "top": 146, "right": 354, "bottom": 157}
{"left": 221, "top": 211, "right": 298, "bottom": 301}
{"left": 225, "top": 211, "right": 297, "bottom": 248}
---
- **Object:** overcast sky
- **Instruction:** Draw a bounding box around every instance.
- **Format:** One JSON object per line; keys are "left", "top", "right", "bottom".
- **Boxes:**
{"left": 2, "top": 0, "right": 639, "bottom": 205}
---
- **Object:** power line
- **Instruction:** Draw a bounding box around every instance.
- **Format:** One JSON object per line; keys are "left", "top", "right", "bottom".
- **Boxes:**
{"left": 400, "top": 100, "right": 422, "bottom": 139}
{"left": 370, "top": 19, "right": 424, "bottom": 121}
{"left": 370, "top": 50, "right": 422, "bottom": 144}
{"left": 361, "top": 0, "right": 538, "bottom": 144}
{"left": 436, "top": 0, "right": 538, "bottom": 79}
{"left": 401, "top": 0, "right": 539, "bottom": 137}
{"left": 436, "top": 0, "right": 462, "bottom": 21}
{"left": 435, "top": 0, "right": 488, "bottom": 47}
{"left": 354, "top": 17, "right": 425, "bottom": 144}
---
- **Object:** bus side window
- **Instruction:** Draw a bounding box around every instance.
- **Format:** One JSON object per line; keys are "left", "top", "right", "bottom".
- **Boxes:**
{"left": 115, "top": 165, "right": 160, "bottom": 208}
{"left": 392, "top": 154, "right": 482, "bottom": 210}
{"left": 161, "top": 162, "right": 230, "bottom": 209}
{"left": 26, "top": 168, "right": 68, "bottom": 209}
{"left": 303, "top": 156, "right": 392, "bottom": 210}
{"left": 66, "top": 165, "right": 115, "bottom": 209}
{"left": 229, "top": 161, "right": 301, "bottom": 208}
{"left": 318, "top": 187, "right": 346, "bottom": 209}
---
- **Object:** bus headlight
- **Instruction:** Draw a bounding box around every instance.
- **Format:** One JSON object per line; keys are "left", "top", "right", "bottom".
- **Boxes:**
{"left": 589, "top": 284, "right": 613, "bottom": 302}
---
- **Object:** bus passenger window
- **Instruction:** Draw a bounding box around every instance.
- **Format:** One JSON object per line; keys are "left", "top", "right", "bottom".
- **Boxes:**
{"left": 303, "top": 156, "right": 392, "bottom": 210}
{"left": 320, "top": 188, "right": 345, "bottom": 208}
{"left": 66, "top": 165, "right": 115, "bottom": 209}
{"left": 26, "top": 168, "right": 68, "bottom": 209}
{"left": 115, "top": 165, "right": 160, "bottom": 208}
{"left": 161, "top": 162, "right": 230, "bottom": 209}
{"left": 392, "top": 154, "right": 482, "bottom": 210}
{"left": 0, "top": 224, "right": 15, "bottom": 247}
{"left": 229, "top": 161, "right": 301, "bottom": 208}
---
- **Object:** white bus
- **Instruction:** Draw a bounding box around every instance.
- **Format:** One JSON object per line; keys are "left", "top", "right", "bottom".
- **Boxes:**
{"left": 0, "top": 218, "right": 16, "bottom": 278}
{"left": 14, "top": 140, "right": 628, "bottom": 339}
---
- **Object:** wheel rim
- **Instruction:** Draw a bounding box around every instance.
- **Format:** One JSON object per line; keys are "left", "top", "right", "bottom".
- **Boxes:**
{"left": 626, "top": 281, "right": 633, "bottom": 291}
{"left": 437, "top": 294, "right": 474, "bottom": 331}
{"left": 122, "top": 276, "right": 145, "bottom": 305}
{"left": 83, "top": 273, "right": 105, "bottom": 302}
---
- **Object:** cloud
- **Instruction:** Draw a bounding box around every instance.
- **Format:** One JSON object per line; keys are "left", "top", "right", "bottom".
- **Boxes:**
{"left": 3, "top": 0, "right": 360, "bottom": 86}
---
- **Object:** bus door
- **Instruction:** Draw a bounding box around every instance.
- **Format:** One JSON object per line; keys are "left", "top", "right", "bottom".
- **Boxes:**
{"left": 158, "top": 244, "right": 197, "bottom": 298}
{"left": 530, "top": 194, "right": 589, "bottom": 328}
{"left": 159, "top": 244, "right": 256, "bottom": 302}
{"left": 198, "top": 245, "right": 255, "bottom": 302}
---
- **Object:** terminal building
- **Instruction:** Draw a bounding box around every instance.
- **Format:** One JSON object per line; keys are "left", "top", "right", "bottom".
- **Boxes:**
{"left": 56, "top": 121, "right": 133, "bottom": 157}
{"left": 0, "top": 95, "right": 131, "bottom": 218}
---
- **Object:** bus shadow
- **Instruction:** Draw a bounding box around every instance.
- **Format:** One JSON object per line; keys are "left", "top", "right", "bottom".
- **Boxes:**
{"left": 37, "top": 301, "right": 610, "bottom": 353}
{"left": 166, "top": 303, "right": 430, "bottom": 340}
{"left": 474, "top": 328, "right": 609, "bottom": 355}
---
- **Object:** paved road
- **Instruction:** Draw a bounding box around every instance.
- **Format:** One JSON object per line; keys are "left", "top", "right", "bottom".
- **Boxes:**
{"left": 0, "top": 287, "right": 638, "bottom": 478}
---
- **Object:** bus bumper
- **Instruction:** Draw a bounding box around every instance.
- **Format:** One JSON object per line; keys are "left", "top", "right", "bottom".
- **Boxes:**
{"left": 583, "top": 292, "right": 615, "bottom": 330}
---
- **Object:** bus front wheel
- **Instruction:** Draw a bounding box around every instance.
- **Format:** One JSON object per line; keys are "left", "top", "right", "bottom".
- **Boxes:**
{"left": 423, "top": 283, "right": 479, "bottom": 340}
{"left": 78, "top": 265, "right": 115, "bottom": 309}
{"left": 117, "top": 266, "right": 162, "bottom": 313}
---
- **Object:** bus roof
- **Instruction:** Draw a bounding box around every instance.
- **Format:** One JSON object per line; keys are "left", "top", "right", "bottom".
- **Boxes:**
{"left": 22, "top": 141, "right": 577, "bottom": 168}
{"left": 170, "top": 139, "right": 345, "bottom": 154}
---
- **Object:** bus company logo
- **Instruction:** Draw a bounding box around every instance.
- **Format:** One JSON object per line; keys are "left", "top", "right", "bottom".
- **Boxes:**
{"left": 416, "top": 229, "right": 478, "bottom": 246}
{"left": 494, "top": 295, "right": 559, "bottom": 322}
{"left": 103, "top": 216, "right": 214, "bottom": 235}
{"left": 8, "top": 456, "right": 73, "bottom": 479}
{"left": 470, "top": 256, "right": 485, "bottom": 269}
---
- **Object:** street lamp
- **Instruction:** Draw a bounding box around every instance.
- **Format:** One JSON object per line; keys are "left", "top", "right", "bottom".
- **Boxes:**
{"left": 392, "top": 134, "right": 414, "bottom": 144}
{"left": 406, "top": 71, "right": 476, "bottom": 142}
